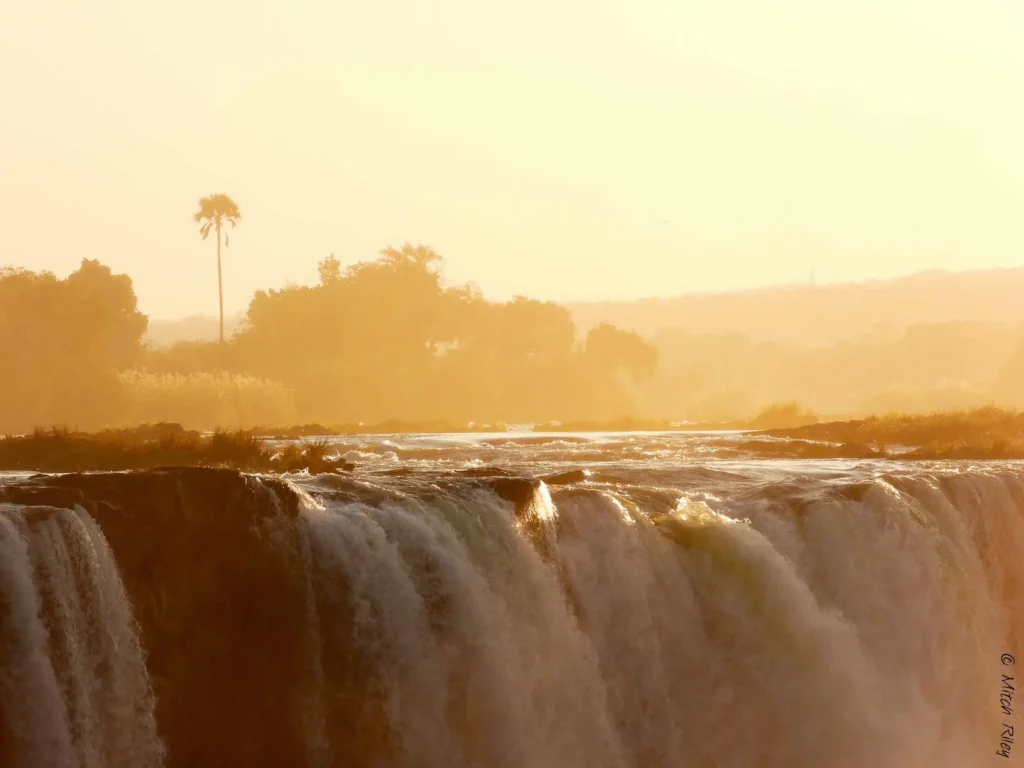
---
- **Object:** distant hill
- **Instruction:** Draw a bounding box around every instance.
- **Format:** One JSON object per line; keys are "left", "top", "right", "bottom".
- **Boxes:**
{"left": 147, "top": 267, "right": 1024, "bottom": 349}
{"left": 567, "top": 267, "right": 1024, "bottom": 346}
{"left": 145, "top": 313, "right": 246, "bottom": 347}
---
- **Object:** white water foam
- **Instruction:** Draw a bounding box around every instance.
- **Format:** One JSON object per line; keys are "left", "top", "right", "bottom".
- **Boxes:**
{"left": 0, "top": 505, "right": 163, "bottom": 768}
{"left": 298, "top": 468, "right": 1024, "bottom": 768}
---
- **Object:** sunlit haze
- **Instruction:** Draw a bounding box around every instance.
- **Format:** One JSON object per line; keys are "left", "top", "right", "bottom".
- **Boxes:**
{"left": 2, "top": 0, "right": 1023, "bottom": 319}
{"left": 8, "top": 8, "right": 1024, "bottom": 763}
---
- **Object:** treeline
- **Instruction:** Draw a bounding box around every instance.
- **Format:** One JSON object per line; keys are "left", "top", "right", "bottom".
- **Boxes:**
{"left": 0, "top": 260, "right": 148, "bottom": 432}
{"left": 0, "top": 247, "right": 656, "bottom": 433}
{"left": 150, "top": 245, "right": 656, "bottom": 425}
{"left": 645, "top": 321, "right": 1024, "bottom": 421}
{"left": 7, "top": 248, "right": 1024, "bottom": 435}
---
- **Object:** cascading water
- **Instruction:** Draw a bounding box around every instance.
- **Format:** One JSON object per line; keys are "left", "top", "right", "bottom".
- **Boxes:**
{"left": 1, "top": 446, "right": 1023, "bottom": 768}
{"left": 0, "top": 504, "right": 163, "bottom": 768}
{"left": 297, "top": 466, "right": 1024, "bottom": 768}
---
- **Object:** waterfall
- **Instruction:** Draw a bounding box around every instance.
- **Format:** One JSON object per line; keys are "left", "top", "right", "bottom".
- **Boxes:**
{"left": 299, "top": 467, "right": 1024, "bottom": 768}
{"left": 2, "top": 463, "right": 1024, "bottom": 767}
{"left": 0, "top": 504, "right": 164, "bottom": 768}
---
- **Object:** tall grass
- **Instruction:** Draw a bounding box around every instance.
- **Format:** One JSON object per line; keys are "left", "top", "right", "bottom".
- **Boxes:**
{"left": 116, "top": 370, "right": 296, "bottom": 431}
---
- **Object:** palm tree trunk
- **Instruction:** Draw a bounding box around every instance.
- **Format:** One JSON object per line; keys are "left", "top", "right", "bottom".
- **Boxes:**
{"left": 217, "top": 221, "right": 224, "bottom": 344}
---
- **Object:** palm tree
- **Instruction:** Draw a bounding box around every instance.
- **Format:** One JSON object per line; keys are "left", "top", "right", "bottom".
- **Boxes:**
{"left": 193, "top": 193, "right": 241, "bottom": 343}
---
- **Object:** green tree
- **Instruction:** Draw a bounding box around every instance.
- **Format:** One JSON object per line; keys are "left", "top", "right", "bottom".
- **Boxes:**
{"left": 585, "top": 322, "right": 658, "bottom": 381}
{"left": 0, "top": 260, "right": 147, "bottom": 432}
{"left": 193, "top": 193, "right": 242, "bottom": 343}
{"left": 995, "top": 337, "right": 1024, "bottom": 408}
{"left": 158, "top": 243, "right": 658, "bottom": 425}
{"left": 317, "top": 253, "right": 342, "bottom": 285}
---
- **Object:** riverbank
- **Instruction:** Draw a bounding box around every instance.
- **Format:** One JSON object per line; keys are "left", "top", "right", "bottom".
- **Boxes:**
{"left": 0, "top": 425, "right": 353, "bottom": 473}
{"left": 3, "top": 407, "right": 1023, "bottom": 472}
{"left": 765, "top": 406, "right": 1024, "bottom": 459}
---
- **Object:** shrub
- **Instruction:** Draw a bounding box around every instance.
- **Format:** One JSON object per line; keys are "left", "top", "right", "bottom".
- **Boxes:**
{"left": 749, "top": 402, "right": 819, "bottom": 430}
{"left": 115, "top": 370, "right": 296, "bottom": 431}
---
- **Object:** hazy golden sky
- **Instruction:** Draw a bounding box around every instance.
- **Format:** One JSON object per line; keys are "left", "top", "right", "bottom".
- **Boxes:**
{"left": 2, "top": 0, "right": 1023, "bottom": 318}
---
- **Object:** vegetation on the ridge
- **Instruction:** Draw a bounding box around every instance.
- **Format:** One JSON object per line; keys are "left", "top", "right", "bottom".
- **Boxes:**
{"left": 765, "top": 406, "right": 1024, "bottom": 459}
{"left": 0, "top": 425, "right": 350, "bottom": 474}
